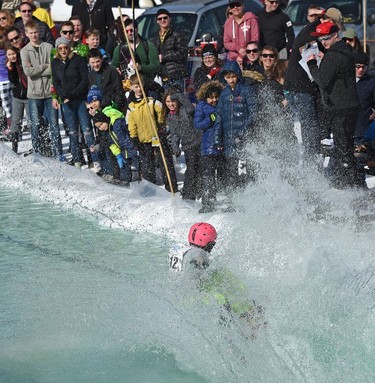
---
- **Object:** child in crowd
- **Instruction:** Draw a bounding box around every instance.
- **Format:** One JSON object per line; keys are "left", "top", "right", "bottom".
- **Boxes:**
{"left": 92, "top": 109, "right": 135, "bottom": 186}
{"left": 85, "top": 28, "right": 109, "bottom": 63}
{"left": 126, "top": 74, "right": 178, "bottom": 192}
{"left": 5, "top": 44, "right": 28, "bottom": 153}
{"left": 194, "top": 81, "right": 224, "bottom": 213}
{"left": 216, "top": 60, "right": 256, "bottom": 194}
{"left": 163, "top": 87, "right": 202, "bottom": 200}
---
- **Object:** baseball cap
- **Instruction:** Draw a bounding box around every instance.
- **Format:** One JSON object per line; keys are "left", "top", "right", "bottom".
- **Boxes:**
{"left": 323, "top": 7, "right": 346, "bottom": 31}
{"left": 342, "top": 28, "right": 357, "bottom": 39}
{"left": 311, "top": 22, "right": 339, "bottom": 37}
{"left": 228, "top": 0, "right": 244, "bottom": 5}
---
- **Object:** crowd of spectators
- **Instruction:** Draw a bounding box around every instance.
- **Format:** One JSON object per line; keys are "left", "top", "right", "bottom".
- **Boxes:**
{"left": 0, "top": 0, "right": 373, "bottom": 209}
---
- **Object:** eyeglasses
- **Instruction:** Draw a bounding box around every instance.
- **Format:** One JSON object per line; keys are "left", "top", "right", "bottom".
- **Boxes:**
{"left": 157, "top": 16, "right": 168, "bottom": 21}
{"left": 0, "top": 16, "right": 8, "bottom": 21}
{"left": 21, "top": 9, "right": 32, "bottom": 13}
{"left": 246, "top": 48, "right": 259, "bottom": 54}
{"left": 356, "top": 64, "right": 367, "bottom": 69}
{"left": 9, "top": 35, "right": 20, "bottom": 42}
{"left": 61, "top": 30, "right": 74, "bottom": 35}
{"left": 318, "top": 34, "right": 333, "bottom": 42}
{"left": 261, "top": 53, "right": 276, "bottom": 58}
{"left": 229, "top": 3, "right": 243, "bottom": 9}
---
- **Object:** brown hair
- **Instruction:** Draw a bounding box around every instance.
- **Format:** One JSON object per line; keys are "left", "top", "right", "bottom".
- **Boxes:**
{"left": 0, "top": 10, "right": 14, "bottom": 27}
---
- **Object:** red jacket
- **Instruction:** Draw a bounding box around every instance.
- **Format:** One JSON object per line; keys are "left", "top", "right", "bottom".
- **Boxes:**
{"left": 224, "top": 12, "right": 259, "bottom": 61}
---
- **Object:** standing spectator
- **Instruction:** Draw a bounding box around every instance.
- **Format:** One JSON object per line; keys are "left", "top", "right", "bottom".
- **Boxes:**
{"left": 17, "top": 0, "right": 58, "bottom": 39}
{"left": 5, "top": 44, "right": 28, "bottom": 152}
{"left": 20, "top": 20, "right": 63, "bottom": 158}
{"left": 259, "top": 45, "right": 278, "bottom": 75}
{"left": 0, "top": 27, "right": 12, "bottom": 132}
{"left": 5, "top": 26, "right": 24, "bottom": 50}
{"left": 14, "top": 2, "right": 54, "bottom": 46}
{"left": 152, "top": 8, "right": 188, "bottom": 91}
{"left": 284, "top": 8, "right": 344, "bottom": 160}
{"left": 162, "top": 87, "right": 202, "bottom": 200}
{"left": 51, "top": 37, "right": 100, "bottom": 170}
{"left": 353, "top": 52, "right": 375, "bottom": 146}
{"left": 85, "top": 28, "right": 109, "bottom": 62}
{"left": 71, "top": 0, "right": 114, "bottom": 47}
{"left": 193, "top": 43, "right": 223, "bottom": 90}
{"left": 126, "top": 73, "right": 178, "bottom": 192}
{"left": 242, "top": 41, "right": 264, "bottom": 73}
{"left": 194, "top": 81, "right": 224, "bottom": 213}
{"left": 306, "top": 4, "right": 324, "bottom": 25}
{"left": 88, "top": 48, "right": 126, "bottom": 111}
{"left": 342, "top": 28, "right": 363, "bottom": 52}
{"left": 256, "top": 0, "right": 294, "bottom": 58}
{"left": 223, "top": 0, "right": 259, "bottom": 64}
{"left": 112, "top": 19, "right": 159, "bottom": 94}
{"left": 0, "top": 10, "right": 14, "bottom": 29}
{"left": 69, "top": 16, "right": 85, "bottom": 46}
{"left": 307, "top": 22, "right": 365, "bottom": 189}
{"left": 216, "top": 61, "right": 257, "bottom": 195}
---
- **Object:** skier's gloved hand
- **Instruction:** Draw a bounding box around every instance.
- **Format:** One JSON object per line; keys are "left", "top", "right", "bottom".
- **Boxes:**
{"left": 209, "top": 113, "right": 216, "bottom": 125}
{"left": 116, "top": 154, "right": 125, "bottom": 168}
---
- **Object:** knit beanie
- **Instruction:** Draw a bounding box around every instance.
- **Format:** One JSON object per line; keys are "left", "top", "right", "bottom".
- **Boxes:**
{"left": 92, "top": 111, "right": 110, "bottom": 125}
{"left": 202, "top": 43, "right": 217, "bottom": 58}
{"left": 55, "top": 37, "right": 70, "bottom": 48}
{"left": 87, "top": 85, "right": 103, "bottom": 103}
{"left": 355, "top": 51, "right": 369, "bottom": 66}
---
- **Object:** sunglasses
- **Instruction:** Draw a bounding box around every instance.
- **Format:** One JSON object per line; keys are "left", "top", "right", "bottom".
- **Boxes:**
{"left": 21, "top": 9, "right": 32, "bottom": 13}
{"left": 58, "top": 46, "right": 69, "bottom": 51}
{"left": 9, "top": 35, "right": 20, "bottom": 42}
{"left": 261, "top": 53, "right": 276, "bottom": 58}
{"left": 318, "top": 34, "right": 333, "bottom": 42}
{"left": 0, "top": 16, "right": 8, "bottom": 21}
{"left": 125, "top": 28, "right": 133, "bottom": 33}
{"left": 61, "top": 30, "right": 74, "bottom": 35}
{"left": 157, "top": 16, "right": 168, "bottom": 21}
{"left": 268, "top": 0, "right": 279, "bottom": 4}
{"left": 307, "top": 14, "right": 320, "bottom": 18}
{"left": 356, "top": 64, "right": 367, "bottom": 69}
{"left": 246, "top": 48, "right": 259, "bottom": 54}
{"left": 229, "top": 3, "right": 243, "bottom": 9}
{"left": 343, "top": 37, "right": 354, "bottom": 42}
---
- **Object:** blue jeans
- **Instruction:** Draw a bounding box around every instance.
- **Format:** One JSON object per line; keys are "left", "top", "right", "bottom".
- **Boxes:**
{"left": 28, "top": 98, "right": 62, "bottom": 156}
{"left": 285, "top": 91, "right": 321, "bottom": 158}
{"left": 61, "top": 100, "right": 98, "bottom": 163}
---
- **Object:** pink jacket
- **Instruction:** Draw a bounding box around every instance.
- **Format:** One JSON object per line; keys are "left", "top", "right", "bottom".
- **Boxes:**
{"left": 223, "top": 12, "right": 259, "bottom": 61}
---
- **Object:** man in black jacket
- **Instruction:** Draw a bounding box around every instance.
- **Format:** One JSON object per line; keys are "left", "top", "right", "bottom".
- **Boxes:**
{"left": 256, "top": 0, "right": 294, "bottom": 58}
{"left": 307, "top": 22, "right": 365, "bottom": 189}
{"left": 152, "top": 8, "right": 188, "bottom": 91}
{"left": 71, "top": 0, "right": 114, "bottom": 47}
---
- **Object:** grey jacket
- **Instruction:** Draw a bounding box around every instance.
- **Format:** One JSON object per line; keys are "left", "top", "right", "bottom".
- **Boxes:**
{"left": 21, "top": 42, "right": 53, "bottom": 99}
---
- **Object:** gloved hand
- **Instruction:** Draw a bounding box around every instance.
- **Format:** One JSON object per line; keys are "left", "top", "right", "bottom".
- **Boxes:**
{"left": 131, "top": 137, "right": 140, "bottom": 150}
{"left": 209, "top": 113, "right": 216, "bottom": 125}
{"left": 208, "top": 67, "right": 220, "bottom": 78}
{"left": 116, "top": 154, "right": 125, "bottom": 168}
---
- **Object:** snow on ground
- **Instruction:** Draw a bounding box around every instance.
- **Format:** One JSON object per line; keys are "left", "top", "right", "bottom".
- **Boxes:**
{"left": 0, "top": 133, "right": 226, "bottom": 243}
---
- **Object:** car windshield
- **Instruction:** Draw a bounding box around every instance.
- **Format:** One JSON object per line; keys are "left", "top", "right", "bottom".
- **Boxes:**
{"left": 137, "top": 13, "right": 198, "bottom": 43}
{"left": 286, "top": 0, "right": 362, "bottom": 25}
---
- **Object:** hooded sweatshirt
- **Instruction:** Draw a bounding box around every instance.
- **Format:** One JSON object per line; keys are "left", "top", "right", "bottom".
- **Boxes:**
{"left": 224, "top": 12, "right": 259, "bottom": 61}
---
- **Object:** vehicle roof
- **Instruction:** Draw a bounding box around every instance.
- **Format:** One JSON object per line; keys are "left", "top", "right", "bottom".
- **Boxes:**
{"left": 142, "top": 0, "right": 228, "bottom": 14}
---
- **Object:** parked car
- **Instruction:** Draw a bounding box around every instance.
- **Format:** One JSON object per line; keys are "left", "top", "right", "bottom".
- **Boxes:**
{"left": 285, "top": 0, "right": 375, "bottom": 66}
{"left": 136, "top": 0, "right": 263, "bottom": 57}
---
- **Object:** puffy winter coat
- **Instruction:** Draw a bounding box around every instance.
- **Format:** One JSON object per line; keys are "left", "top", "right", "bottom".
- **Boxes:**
{"left": 52, "top": 53, "right": 89, "bottom": 101}
{"left": 307, "top": 40, "right": 360, "bottom": 114}
{"left": 224, "top": 12, "right": 259, "bottom": 61}
{"left": 194, "top": 101, "right": 221, "bottom": 156}
{"left": 126, "top": 94, "right": 163, "bottom": 143}
{"left": 166, "top": 92, "right": 201, "bottom": 153}
{"left": 152, "top": 27, "right": 188, "bottom": 81}
{"left": 216, "top": 60, "right": 256, "bottom": 158}
{"left": 355, "top": 73, "right": 375, "bottom": 139}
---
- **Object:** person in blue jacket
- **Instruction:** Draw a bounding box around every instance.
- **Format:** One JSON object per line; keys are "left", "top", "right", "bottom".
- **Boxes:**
{"left": 216, "top": 60, "right": 257, "bottom": 192}
{"left": 194, "top": 80, "right": 224, "bottom": 213}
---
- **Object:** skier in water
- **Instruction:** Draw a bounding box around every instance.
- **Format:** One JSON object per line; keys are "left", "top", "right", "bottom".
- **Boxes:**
{"left": 169, "top": 222, "right": 265, "bottom": 332}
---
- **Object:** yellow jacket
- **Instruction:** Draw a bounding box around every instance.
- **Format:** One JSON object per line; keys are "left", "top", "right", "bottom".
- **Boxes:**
{"left": 126, "top": 97, "right": 164, "bottom": 143}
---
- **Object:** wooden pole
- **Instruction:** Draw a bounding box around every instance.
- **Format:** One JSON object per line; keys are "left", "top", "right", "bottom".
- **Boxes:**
{"left": 119, "top": 7, "right": 175, "bottom": 195}
{"left": 363, "top": 0, "right": 367, "bottom": 52}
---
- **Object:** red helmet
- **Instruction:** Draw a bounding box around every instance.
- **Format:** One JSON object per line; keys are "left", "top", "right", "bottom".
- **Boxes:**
{"left": 188, "top": 222, "right": 217, "bottom": 248}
